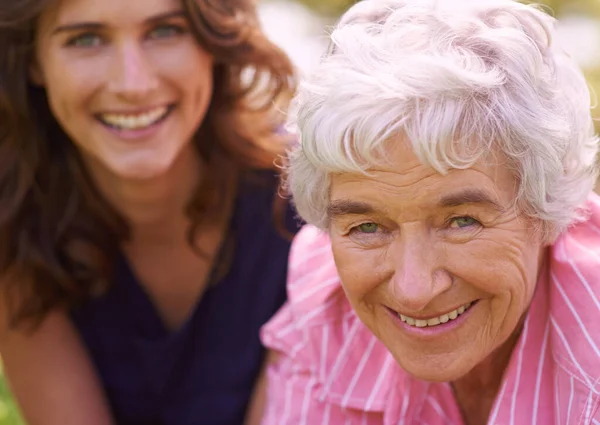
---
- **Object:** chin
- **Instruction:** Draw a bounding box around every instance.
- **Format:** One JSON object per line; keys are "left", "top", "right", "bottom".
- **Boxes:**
{"left": 109, "top": 158, "right": 176, "bottom": 181}
{"left": 109, "top": 147, "right": 184, "bottom": 178}
{"left": 392, "top": 352, "right": 476, "bottom": 382}
{"left": 123, "top": 166, "right": 172, "bottom": 181}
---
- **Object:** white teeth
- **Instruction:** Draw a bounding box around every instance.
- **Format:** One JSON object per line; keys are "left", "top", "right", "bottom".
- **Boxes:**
{"left": 426, "top": 317, "right": 440, "bottom": 326}
{"left": 398, "top": 302, "right": 473, "bottom": 328}
{"left": 100, "top": 106, "right": 169, "bottom": 130}
{"left": 415, "top": 319, "right": 427, "bottom": 328}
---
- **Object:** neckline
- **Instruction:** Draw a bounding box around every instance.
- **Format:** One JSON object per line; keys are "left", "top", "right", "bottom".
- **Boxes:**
{"left": 118, "top": 190, "right": 242, "bottom": 339}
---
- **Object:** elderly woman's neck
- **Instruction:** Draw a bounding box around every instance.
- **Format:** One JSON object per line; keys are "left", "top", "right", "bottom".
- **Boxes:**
{"left": 451, "top": 324, "right": 523, "bottom": 425}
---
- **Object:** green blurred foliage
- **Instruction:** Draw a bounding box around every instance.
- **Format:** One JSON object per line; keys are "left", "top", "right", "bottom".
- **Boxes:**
{"left": 294, "top": 0, "right": 600, "bottom": 20}
{"left": 542, "top": 0, "right": 600, "bottom": 15}
{"left": 0, "top": 363, "right": 24, "bottom": 425}
{"left": 292, "top": 0, "right": 356, "bottom": 16}
{"left": 294, "top": 0, "right": 600, "bottom": 132}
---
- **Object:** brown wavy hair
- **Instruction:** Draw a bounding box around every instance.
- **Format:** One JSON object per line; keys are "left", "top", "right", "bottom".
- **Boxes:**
{"left": 0, "top": 0, "right": 296, "bottom": 329}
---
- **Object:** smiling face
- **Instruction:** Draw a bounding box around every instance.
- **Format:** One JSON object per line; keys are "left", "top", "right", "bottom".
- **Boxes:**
{"left": 33, "top": 0, "right": 214, "bottom": 181}
{"left": 328, "top": 141, "right": 547, "bottom": 382}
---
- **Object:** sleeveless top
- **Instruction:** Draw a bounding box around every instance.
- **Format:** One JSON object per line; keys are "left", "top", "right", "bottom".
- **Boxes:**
{"left": 71, "top": 172, "right": 300, "bottom": 425}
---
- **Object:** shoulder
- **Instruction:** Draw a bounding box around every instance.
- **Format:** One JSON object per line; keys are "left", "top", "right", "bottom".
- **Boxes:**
{"left": 557, "top": 192, "right": 600, "bottom": 250}
{"left": 548, "top": 192, "right": 600, "bottom": 389}
{"left": 260, "top": 224, "right": 353, "bottom": 354}
{"left": 550, "top": 193, "right": 600, "bottom": 297}
{"left": 238, "top": 170, "right": 303, "bottom": 236}
{"left": 284, "top": 225, "right": 349, "bottom": 322}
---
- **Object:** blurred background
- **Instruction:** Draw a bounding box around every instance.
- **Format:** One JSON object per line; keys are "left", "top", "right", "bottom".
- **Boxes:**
{"left": 258, "top": 0, "right": 600, "bottom": 131}
{"left": 1, "top": 0, "right": 599, "bottom": 423}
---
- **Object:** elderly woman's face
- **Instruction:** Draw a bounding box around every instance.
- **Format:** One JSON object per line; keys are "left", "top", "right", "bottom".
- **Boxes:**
{"left": 328, "top": 141, "right": 546, "bottom": 382}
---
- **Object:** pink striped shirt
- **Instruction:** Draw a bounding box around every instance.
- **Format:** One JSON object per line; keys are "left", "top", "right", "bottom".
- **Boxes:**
{"left": 261, "top": 194, "right": 600, "bottom": 425}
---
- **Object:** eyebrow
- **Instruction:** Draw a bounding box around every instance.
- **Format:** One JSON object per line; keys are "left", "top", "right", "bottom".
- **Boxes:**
{"left": 327, "top": 200, "right": 378, "bottom": 219}
{"left": 438, "top": 188, "right": 504, "bottom": 211}
{"left": 51, "top": 10, "right": 185, "bottom": 35}
{"left": 327, "top": 188, "right": 504, "bottom": 220}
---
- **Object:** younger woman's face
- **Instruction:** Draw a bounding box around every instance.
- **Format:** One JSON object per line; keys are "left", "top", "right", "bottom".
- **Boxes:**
{"left": 33, "top": 0, "right": 214, "bottom": 181}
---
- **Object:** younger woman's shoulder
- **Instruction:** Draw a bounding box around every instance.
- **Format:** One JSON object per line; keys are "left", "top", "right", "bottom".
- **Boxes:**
{"left": 239, "top": 169, "right": 303, "bottom": 236}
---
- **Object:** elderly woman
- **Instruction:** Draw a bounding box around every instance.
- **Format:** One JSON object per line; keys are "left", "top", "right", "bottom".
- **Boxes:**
{"left": 260, "top": 0, "right": 600, "bottom": 424}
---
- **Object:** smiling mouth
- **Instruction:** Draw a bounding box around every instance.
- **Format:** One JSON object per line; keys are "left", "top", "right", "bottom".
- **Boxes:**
{"left": 397, "top": 301, "right": 477, "bottom": 328}
{"left": 96, "top": 104, "right": 175, "bottom": 131}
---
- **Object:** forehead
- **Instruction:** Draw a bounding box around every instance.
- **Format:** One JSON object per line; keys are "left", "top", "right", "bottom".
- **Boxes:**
{"left": 38, "top": 0, "right": 182, "bottom": 28}
{"left": 329, "top": 140, "right": 516, "bottom": 210}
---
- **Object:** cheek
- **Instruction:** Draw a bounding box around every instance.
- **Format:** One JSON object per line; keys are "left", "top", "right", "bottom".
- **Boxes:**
{"left": 157, "top": 45, "right": 213, "bottom": 87}
{"left": 449, "top": 237, "right": 533, "bottom": 295}
{"left": 42, "top": 61, "right": 98, "bottom": 121}
{"left": 172, "top": 54, "right": 213, "bottom": 118}
{"left": 448, "top": 237, "right": 541, "bottom": 335}
{"left": 331, "top": 238, "right": 387, "bottom": 302}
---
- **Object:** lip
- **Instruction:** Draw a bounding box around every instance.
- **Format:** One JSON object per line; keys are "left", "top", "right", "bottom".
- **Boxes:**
{"left": 385, "top": 300, "right": 479, "bottom": 337}
{"left": 95, "top": 104, "right": 175, "bottom": 141}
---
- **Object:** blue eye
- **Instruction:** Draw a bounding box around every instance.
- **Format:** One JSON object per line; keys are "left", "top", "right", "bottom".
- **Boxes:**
{"left": 148, "top": 24, "right": 185, "bottom": 40}
{"left": 65, "top": 33, "right": 103, "bottom": 48}
{"left": 357, "top": 223, "right": 379, "bottom": 233}
{"left": 450, "top": 216, "right": 480, "bottom": 228}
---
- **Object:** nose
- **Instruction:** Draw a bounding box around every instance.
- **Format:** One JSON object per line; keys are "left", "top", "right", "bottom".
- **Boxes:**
{"left": 108, "top": 41, "right": 158, "bottom": 102}
{"left": 389, "top": 230, "right": 452, "bottom": 313}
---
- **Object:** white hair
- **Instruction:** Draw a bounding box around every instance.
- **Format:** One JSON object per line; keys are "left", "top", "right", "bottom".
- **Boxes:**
{"left": 286, "top": 0, "right": 599, "bottom": 237}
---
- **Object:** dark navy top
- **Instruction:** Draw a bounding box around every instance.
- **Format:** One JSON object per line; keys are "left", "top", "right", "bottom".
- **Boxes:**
{"left": 71, "top": 173, "right": 300, "bottom": 425}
